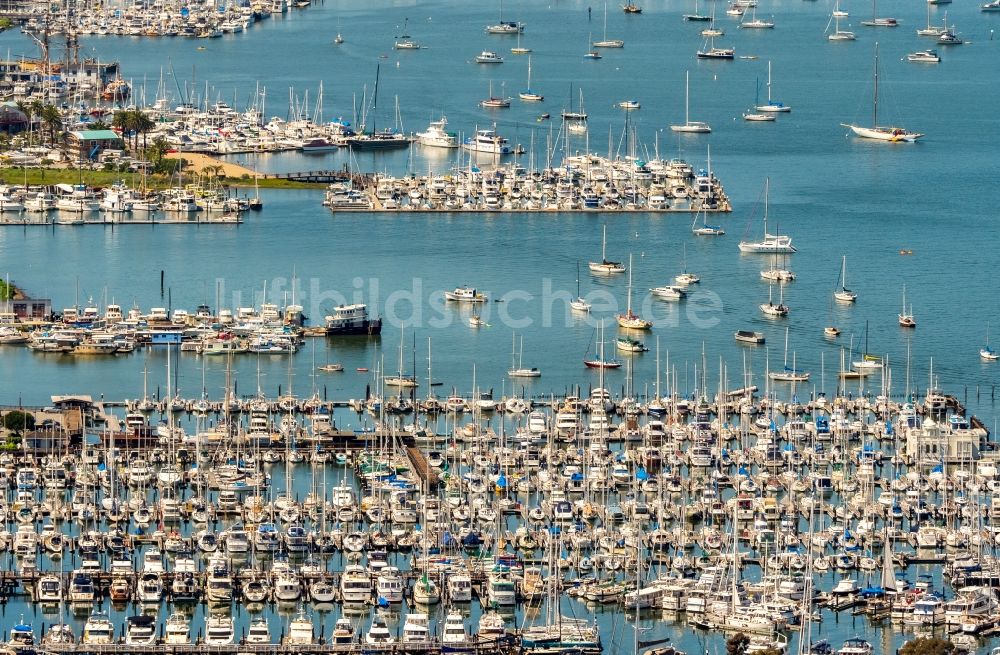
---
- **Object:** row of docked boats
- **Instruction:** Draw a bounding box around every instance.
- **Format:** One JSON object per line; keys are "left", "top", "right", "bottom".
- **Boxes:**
{"left": 7, "top": 609, "right": 509, "bottom": 649}
{"left": 0, "top": 182, "right": 257, "bottom": 224}
{"left": 324, "top": 154, "right": 729, "bottom": 213}
{"left": 24, "top": 0, "right": 297, "bottom": 41}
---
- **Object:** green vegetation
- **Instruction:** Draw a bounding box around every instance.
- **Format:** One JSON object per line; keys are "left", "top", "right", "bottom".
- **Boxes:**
{"left": 0, "top": 279, "right": 12, "bottom": 301}
{"left": 0, "top": 166, "right": 324, "bottom": 190}
{"left": 3, "top": 410, "right": 34, "bottom": 436}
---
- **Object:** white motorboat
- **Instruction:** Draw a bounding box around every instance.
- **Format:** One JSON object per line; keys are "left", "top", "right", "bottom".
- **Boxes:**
{"left": 365, "top": 616, "right": 395, "bottom": 645}
{"left": 164, "top": 613, "right": 190, "bottom": 645}
{"left": 445, "top": 286, "right": 487, "bottom": 302}
{"left": 475, "top": 50, "right": 505, "bottom": 63}
{"left": 204, "top": 615, "right": 235, "bottom": 646}
{"left": 907, "top": 49, "right": 940, "bottom": 63}
{"left": 461, "top": 128, "right": 512, "bottom": 155}
{"left": 416, "top": 118, "right": 458, "bottom": 148}
{"left": 650, "top": 285, "right": 687, "bottom": 301}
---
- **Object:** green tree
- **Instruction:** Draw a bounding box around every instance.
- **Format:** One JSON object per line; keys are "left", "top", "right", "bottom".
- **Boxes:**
{"left": 111, "top": 110, "right": 136, "bottom": 150}
{"left": 134, "top": 111, "right": 155, "bottom": 152}
{"left": 0, "top": 279, "right": 12, "bottom": 300}
{"left": 3, "top": 410, "right": 34, "bottom": 435}
{"left": 899, "top": 638, "right": 954, "bottom": 655}
{"left": 40, "top": 104, "right": 62, "bottom": 144}
{"left": 147, "top": 135, "right": 169, "bottom": 163}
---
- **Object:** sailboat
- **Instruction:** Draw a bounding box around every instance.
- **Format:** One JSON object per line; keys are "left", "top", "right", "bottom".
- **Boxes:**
{"left": 917, "top": 3, "right": 947, "bottom": 35}
{"left": 769, "top": 327, "right": 810, "bottom": 381}
{"left": 593, "top": 1, "right": 625, "bottom": 47}
{"left": 701, "top": 1, "right": 724, "bottom": 36}
{"left": 898, "top": 286, "right": 915, "bottom": 327}
{"left": 562, "top": 86, "right": 588, "bottom": 123}
{"left": 760, "top": 251, "right": 795, "bottom": 281}
{"left": 589, "top": 225, "right": 626, "bottom": 273}
{"left": 583, "top": 32, "right": 603, "bottom": 59}
{"left": 692, "top": 206, "right": 725, "bottom": 235}
{"left": 393, "top": 17, "right": 422, "bottom": 49}
{"left": 852, "top": 321, "right": 883, "bottom": 371}
{"left": 511, "top": 30, "right": 531, "bottom": 54}
{"left": 981, "top": 323, "right": 998, "bottom": 360}
{"left": 826, "top": 0, "right": 856, "bottom": 40}
{"left": 346, "top": 65, "right": 411, "bottom": 150}
{"left": 384, "top": 328, "right": 419, "bottom": 387}
{"left": 683, "top": 0, "right": 711, "bottom": 21}
{"left": 743, "top": 77, "right": 777, "bottom": 122}
{"left": 823, "top": 290, "right": 840, "bottom": 337}
{"left": 519, "top": 57, "right": 544, "bottom": 101}
{"left": 842, "top": 44, "right": 922, "bottom": 142}
{"left": 479, "top": 82, "right": 512, "bottom": 109}
{"left": 759, "top": 283, "right": 789, "bottom": 317}
{"left": 480, "top": 81, "right": 512, "bottom": 108}
{"left": 486, "top": 0, "right": 524, "bottom": 33}
{"left": 756, "top": 61, "right": 791, "bottom": 112}
{"left": 571, "top": 262, "right": 592, "bottom": 312}
{"left": 584, "top": 325, "right": 623, "bottom": 368}
{"left": 617, "top": 254, "right": 653, "bottom": 329}
{"left": 739, "top": 4, "right": 774, "bottom": 29}
{"left": 859, "top": 0, "right": 897, "bottom": 27}
{"left": 834, "top": 255, "right": 857, "bottom": 302}
{"left": 738, "top": 178, "right": 796, "bottom": 253}
{"left": 670, "top": 71, "right": 711, "bottom": 133}
{"left": 696, "top": 32, "right": 735, "bottom": 59}
{"left": 508, "top": 334, "right": 541, "bottom": 377}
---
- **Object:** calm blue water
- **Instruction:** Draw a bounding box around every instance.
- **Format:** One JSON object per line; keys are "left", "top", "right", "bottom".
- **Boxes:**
{"left": 1, "top": 0, "right": 999, "bottom": 652}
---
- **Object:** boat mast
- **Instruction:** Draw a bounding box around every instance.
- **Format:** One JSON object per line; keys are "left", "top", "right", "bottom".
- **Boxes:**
{"left": 873, "top": 43, "right": 879, "bottom": 128}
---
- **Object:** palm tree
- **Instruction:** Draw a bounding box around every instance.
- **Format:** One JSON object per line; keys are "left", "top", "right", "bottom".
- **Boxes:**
{"left": 40, "top": 104, "right": 62, "bottom": 144}
{"left": 134, "top": 111, "right": 155, "bottom": 152}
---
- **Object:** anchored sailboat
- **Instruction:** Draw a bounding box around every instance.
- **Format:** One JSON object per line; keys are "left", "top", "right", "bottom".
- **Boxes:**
{"left": 842, "top": 43, "right": 923, "bottom": 142}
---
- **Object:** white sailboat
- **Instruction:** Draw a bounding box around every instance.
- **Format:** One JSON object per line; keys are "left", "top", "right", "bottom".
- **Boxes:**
{"left": 756, "top": 61, "right": 791, "bottom": 112}
{"left": 859, "top": 0, "right": 897, "bottom": 27}
{"left": 769, "top": 327, "right": 810, "bottom": 381}
{"left": 593, "top": 1, "right": 625, "bottom": 47}
{"left": 834, "top": 255, "right": 857, "bottom": 302}
{"left": 617, "top": 254, "right": 653, "bottom": 329}
{"left": 981, "top": 323, "right": 998, "bottom": 360}
{"left": 743, "top": 77, "right": 776, "bottom": 122}
{"left": 738, "top": 178, "right": 796, "bottom": 253}
{"left": 898, "top": 285, "right": 915, "bottom": 327}
{"left": 670, "top": 71, "right": 711, "bottom": 133}
{"left": 571, "top": 262, "right": 592, "bottom": 312}
{"left": 519, "top": 56, "right": 544, "bottom": 102}
{"left": 826, "top": 0, "right": 856, "bottom": 41}
{"left": 508, "top": 334, "right": 541, "bottom": 377}
{"left": 759, "top": 283, "right": 789, "bottom": 317}
{"left": 589, "top": 225, "right": 626, "bottom": 273}
{"left": 739, "top": 4, "right": 774, "bottom": 29}
{"left": 842, "top": 43, "right": 922, "bottom": 142}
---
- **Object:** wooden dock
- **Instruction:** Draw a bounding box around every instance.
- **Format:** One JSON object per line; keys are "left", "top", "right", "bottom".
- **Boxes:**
{"left": 404, "top": 446, "right": 439, "bottom": 490}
